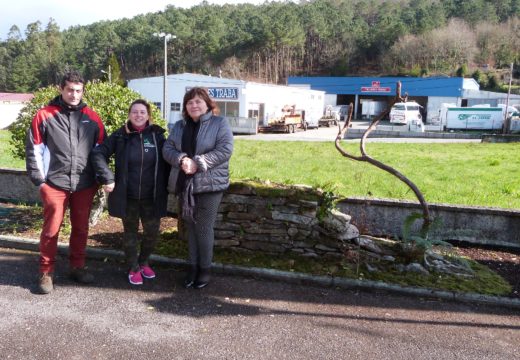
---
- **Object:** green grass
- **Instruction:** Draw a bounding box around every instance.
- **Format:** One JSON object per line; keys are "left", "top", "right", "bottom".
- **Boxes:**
{"left": 2, "top": 130, "right": 520, "bottom": 209}
{"left": 0, "top": 131, "right": 25, "bottom": 169}
{"left": 231, "top": 140, "right": 520, "bottom": 209}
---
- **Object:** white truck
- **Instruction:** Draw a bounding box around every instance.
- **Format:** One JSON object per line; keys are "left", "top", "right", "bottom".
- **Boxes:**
{"left": 318, "top": 105, "right": 349, "bottom": 127}
{"left": 389, "top": 101, "right": 422, "bottom": 125}
{"left": 439, "top": 104, "right": 504, "bottom": 130}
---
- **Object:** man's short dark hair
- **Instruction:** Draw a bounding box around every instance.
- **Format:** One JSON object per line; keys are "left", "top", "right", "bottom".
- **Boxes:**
{"left": 60, "top": 70, "right": 85, "bottom": 88}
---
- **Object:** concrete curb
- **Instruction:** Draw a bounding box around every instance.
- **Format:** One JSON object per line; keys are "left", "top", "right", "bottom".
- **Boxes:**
{"left": 2, "top": 234, "right": 520, "bottom": 309}
{"left": 343, "top": 128, "right": 481, "bottom": 139}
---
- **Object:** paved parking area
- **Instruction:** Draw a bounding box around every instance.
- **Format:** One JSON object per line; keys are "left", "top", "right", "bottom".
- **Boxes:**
{"left": 1, "top": 247, "right": 519, "bottom": 359}
{"left": 235, "top": 122, "right": 481, "bottom": 143}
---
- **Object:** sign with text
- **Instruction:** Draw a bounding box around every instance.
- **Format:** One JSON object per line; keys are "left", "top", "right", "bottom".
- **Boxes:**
{"left": 361, "top": 81, "right": 391, "bottom": 93}
{"left": 186, "top": 87, "right": 239, "bottom": 100}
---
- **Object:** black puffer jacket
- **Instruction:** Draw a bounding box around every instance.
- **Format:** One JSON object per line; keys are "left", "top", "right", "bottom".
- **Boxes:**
{"left": 25, "top": 96, "right": 106, "bottom": 191}
{"left": 91, "top": 122, "right": 170, "bottom": 218}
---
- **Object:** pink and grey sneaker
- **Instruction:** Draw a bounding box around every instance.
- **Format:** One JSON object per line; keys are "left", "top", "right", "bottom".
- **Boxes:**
{"left": 128, "top": 270, "right": 143, "bottom": 285}
{"left": 140, "top": 265, "right": 156, "bottom": 279}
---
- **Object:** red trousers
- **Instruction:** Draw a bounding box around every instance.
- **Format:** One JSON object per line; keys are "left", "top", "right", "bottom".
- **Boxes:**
{"left": 39, "top": 184, "right": 98, "bottom": 274}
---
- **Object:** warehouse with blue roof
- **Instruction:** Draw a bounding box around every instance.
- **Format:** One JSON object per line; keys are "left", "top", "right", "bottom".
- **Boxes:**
{"left": 287, "top": 76, "right": 520, "bottom": 123}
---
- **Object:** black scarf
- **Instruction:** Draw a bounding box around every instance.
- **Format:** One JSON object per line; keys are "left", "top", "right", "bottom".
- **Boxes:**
{"left": 177, "top": 118, "right": 200, "bottom": 221}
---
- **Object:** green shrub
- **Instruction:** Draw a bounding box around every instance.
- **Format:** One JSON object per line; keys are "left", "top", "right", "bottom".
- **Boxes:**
{"left": 9, "top": 81, "right": 165, "bottom": 160}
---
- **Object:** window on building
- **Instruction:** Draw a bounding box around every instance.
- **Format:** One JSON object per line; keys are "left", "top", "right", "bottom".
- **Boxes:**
{"left": 170, "top": 102, "right": 181, "bottom": 111}
{"left": 215, "top": 101, "right": 239, "bottom": 117}
{"left": 226, "top": 102, "right": 239, "bottom": 117}
{"left": 153, "top": 102, "right": 161, "bottom": 111}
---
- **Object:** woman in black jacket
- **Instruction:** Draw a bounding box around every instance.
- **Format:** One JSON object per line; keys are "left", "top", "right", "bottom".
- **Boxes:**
{"left": 91, "top": 99, "right": 169, "bottom": 285}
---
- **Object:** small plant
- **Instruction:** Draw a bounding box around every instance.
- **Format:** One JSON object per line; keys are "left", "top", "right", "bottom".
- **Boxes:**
{"left": 316, "top": 190, "right": 336, "bottom": 221}
{"left": 400, "top": 212, "right": 450, "bottom": 263}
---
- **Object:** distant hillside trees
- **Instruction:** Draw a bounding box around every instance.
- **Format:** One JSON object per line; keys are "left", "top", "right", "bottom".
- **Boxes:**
{"left": 0, "top": 0, "right": 518, "bottom": 93}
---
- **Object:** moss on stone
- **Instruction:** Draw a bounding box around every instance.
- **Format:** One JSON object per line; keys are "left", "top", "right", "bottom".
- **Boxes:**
{"left": 230, "top": 179, "right": 322, "bottom": 202}
{"left": 157, "top": 228, "right": 512, "bottom": 297}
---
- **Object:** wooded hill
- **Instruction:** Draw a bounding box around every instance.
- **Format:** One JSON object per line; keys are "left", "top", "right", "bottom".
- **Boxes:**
{"left": 1, "top": 0, "right": 519, "bottom": 93}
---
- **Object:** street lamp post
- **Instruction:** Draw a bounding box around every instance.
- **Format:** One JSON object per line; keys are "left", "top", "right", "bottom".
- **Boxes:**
{"left": 153, "top": 32, "right": 176, "bottom": 121}
{"left": 101, "top": 64, "right": 112, "bottom": 83}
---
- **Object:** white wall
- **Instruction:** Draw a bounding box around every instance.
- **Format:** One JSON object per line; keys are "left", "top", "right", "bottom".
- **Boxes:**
{"left": 0, "top": 102, "right": 26, "bottom": 129}
{"left": 426, "top": 96, "right": 460, "bottom": 123}
{"left": 324, "top": 94, "right": 337, "bottom": 107}
{"left": 244, "top": 83, "right": 324, "bottom": 126}
{"left": 464, "top": 89, "right": 520, "bottom": 108}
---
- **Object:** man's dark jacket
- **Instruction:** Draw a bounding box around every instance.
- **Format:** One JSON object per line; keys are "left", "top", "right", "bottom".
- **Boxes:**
{"left": 90, "top": 122, "right": 170, "bottom": 218}
{"left": 25, "top": 96, "right": 106, "bottom": 191}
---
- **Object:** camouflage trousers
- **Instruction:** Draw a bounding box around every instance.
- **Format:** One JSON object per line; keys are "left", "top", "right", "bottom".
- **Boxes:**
{"left": 122, "top": 198, "right": 160, "bottom": 272}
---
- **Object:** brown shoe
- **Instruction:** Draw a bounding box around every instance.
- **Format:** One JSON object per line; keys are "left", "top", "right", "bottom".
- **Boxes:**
{"left": 38, "top": 273, "right": 53, "bottom": 294}
{"left": 69, "top": 267, "right": 94, "bottom": 284}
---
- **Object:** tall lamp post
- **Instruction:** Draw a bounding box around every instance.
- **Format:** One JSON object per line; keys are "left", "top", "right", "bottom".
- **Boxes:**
{"left": 503, "top": 62, "right": 514, "bottom": 134}
{"left": 101, "top": 64, "right": 112, "bottom": 83}
{"left": 153, "top": 32, "right": 176, "bottom": 121}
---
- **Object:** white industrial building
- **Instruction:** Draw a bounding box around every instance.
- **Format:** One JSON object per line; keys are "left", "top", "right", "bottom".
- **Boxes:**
{"left": 128, "top": 73, "right": 325, "bottom": 131}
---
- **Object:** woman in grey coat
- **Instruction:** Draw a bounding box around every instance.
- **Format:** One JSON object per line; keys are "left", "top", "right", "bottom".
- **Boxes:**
{"left": 162, "top": 87, "right": 233, "bottom": 289}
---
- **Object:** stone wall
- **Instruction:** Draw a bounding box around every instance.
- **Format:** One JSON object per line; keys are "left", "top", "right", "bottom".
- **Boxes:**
{"left": 0, "top": 168, "right": 40, "bottom": 204}
{"left": 338, "top": 197, "right": 520, "bottom": 250}
{"left": 3, "top": 168, "right": 519, "bottom": 251}
{"left": 180, "top": 182, "right": 360, "bottom": 257}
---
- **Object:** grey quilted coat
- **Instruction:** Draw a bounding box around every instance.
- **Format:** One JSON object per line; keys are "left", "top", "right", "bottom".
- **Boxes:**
{"left": 162, "top": 112, "right": 233, "bottom": 194}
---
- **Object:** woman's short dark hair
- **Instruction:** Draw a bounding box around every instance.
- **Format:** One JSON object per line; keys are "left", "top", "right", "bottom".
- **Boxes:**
{"left": 129, "top": 99, "right": 153, "bottom": 123}
{"left": 182, "top": 87, "right": 218, "bottom": 120}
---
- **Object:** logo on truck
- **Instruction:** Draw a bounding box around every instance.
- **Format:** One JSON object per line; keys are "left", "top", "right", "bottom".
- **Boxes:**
{"left": 458, "top": 114, "right": 492, "bottom": 121}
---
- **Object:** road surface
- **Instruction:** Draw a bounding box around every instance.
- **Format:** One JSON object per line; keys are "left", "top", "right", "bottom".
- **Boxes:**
{"left": 0, "top": 247, "right": 518, "bottom": 360}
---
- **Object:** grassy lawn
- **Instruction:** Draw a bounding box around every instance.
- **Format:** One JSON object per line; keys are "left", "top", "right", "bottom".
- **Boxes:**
{"left": 232, "top": 140, "right": 520, "bottom": 209}
{"left": 0, "top": 130, "right": 25, "bottom": 169}
{"left": 1, "top": 130, "right": 519, "bottom": 209}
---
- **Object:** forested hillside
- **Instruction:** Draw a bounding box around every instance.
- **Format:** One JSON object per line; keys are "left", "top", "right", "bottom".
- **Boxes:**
{"left": 0, "top": 0, "right": 519, "bottom": 93}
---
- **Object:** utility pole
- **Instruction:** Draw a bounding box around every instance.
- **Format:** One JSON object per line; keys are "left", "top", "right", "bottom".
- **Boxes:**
{"left": 503, "top": 62, "right": 514, "bottom": 134}
{"left": 153, "top": 32, "right": 176, "bottom": 121}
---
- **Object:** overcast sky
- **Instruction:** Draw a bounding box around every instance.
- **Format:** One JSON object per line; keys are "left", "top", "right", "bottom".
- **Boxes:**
{"left": 0, "top": 0, "right": 269, "bottom": 40}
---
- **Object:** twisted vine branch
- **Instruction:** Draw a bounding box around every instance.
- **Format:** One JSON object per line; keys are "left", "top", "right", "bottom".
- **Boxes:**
{"left": 334, "top": 82, "right": 431, "bottom": 230}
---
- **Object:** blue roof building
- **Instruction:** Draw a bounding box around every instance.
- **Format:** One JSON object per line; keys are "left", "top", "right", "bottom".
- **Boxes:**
{"left": 288, "top": 76, "right": 518, "bottom": 122}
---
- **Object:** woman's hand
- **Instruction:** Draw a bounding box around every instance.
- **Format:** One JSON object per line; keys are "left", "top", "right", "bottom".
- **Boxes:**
{"left": 181, "top": 157, "right": 198, "bottom": 175}
{"left": 103, "top": 182, "right": 115, "bottom": 193}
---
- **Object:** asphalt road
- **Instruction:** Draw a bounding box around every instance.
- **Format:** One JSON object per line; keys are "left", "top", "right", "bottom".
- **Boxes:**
{"left": 1, "top": 247, "right": 519, "bottom": 360}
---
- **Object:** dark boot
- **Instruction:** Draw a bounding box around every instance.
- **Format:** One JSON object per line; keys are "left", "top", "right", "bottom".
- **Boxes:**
{"left": 194, "top": 267, "right": 211, "bottom": 289}
{"left": 184, "top": 265, "right": 198, "bottom": 288}
{"left": 38, "top": 273, "right": 53, "bottom": 294}
{"left": 69, "top": 267, "right": 94, "bottom": 284}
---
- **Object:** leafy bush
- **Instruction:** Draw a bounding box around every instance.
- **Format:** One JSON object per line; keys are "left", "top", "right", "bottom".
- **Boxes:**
{"left": 9, "top": 81, "right": 165, "bottom": 160}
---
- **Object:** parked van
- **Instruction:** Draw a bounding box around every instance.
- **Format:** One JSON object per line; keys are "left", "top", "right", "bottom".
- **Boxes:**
{"left": 389, "top": 102, "right": 422, "bottom": 124}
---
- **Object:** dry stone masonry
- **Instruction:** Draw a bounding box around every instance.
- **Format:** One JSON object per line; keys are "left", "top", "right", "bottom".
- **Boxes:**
{"left": 212, "top": 181, "right": 359, "bottom": 258}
